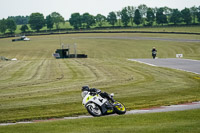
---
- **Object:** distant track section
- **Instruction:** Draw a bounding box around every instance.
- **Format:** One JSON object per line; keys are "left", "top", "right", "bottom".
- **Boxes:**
{"left": 77, "top": 36, "right": 200, "bottom": 42}
{"left": 128, "top": 58, "right": 200, "bottom": 75}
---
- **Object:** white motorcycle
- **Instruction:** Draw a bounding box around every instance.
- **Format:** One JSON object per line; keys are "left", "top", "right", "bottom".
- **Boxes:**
{"left": 82, "top": 91, "right": 126, "bottom": 117}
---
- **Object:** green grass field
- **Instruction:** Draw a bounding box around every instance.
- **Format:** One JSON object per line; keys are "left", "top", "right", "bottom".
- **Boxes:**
{"left": 0, "top": 32, "right": 200, "bottom": 125}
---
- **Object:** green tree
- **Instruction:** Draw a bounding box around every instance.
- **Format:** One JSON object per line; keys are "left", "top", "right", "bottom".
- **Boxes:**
{"left": 107, "top": 12, "right": 117, "bottom": 27}
{"left": 8, "top": 16, "right": 29, "bottom": 25}
{"left": 163, "top": 6, "right": 172, "bottom": 16}
{"left": 156, "top": 8, "right": 168, "bottom": 25}
{"left": 20, "top": 24, "right": 29, "bottom": 33}
{"left": 121, "top": 7, "right": 130, "bottom": 26}
{"left": 134, "top": 9, "right": 142, "bottom": 26}
{"left": 170, "top": 9, "right": 182, "bottom": 25}
{"left": 138, "top": 4, "right": 148, "bottom": 17}
{"left": 116, "top": 11, "right": 122, "bottom": 26}
{"left": 127, "top": 6, "right": 136, "bottom": 26}
{"left": 190, "top": 6, "right": 198, "bottom": 24}
{"left": 6, "top": 18, "right": 17, "bottom": 33}
{"left": 46, "top": 15, "right": 54, "bottom": 30}
{"left": 197, "top": 6, "right": 200, "bottom": 23}
{"left": 138, "top": 4, "right": 148, "bottom": 25}
{"left": 181, "top": 8, "right": 192, "bottom": 25}
{"left": 69, "top": 13, "right": 82, "bottom": 29}
{"left": 146, "top": 8, "right": 155, "bottom": 26}
{"left": 81, "top": 13, "right": 95, "bottom": 29}
{"left": 51, "top": 12, "right": 65, "bottom": 29}
{"left": 163, "top": 7, "right": 172, "bottom": 24}
{"left": 29, "top": 13, "right": 45, "bottom": 32}
{"left": 95, "top": 14, "right": 106, "bottom": 27}
{"left": 0, "top": 19, "right": 7, "bottom": 34}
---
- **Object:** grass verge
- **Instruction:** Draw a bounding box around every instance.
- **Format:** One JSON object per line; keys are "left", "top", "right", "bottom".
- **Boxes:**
{"left": 0, "top": 109, "right": 200, "bottom": 133}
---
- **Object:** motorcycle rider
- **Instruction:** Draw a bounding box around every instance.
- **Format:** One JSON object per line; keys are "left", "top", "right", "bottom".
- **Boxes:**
{"left": 81, "top": 86, "right": 115, "bottom": 103}
{"left": 152, "top": 47, "right": 157, "bottom": 59}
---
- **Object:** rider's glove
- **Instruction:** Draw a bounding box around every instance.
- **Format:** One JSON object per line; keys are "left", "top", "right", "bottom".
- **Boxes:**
{"left": 96, "top": 89, "right": 101, "bottom": 94}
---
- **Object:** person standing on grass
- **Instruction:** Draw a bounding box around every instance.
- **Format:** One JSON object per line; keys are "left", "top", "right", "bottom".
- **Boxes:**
{"left": 152, "top": 47, "right": 157, "bottom": 59}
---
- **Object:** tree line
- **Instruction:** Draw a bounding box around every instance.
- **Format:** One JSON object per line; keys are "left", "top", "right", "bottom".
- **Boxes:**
{"left": 0, "top": 4, "right": 200, "bottom": 34}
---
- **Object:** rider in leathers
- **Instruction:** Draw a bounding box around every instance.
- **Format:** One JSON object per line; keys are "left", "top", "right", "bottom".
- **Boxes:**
{"left": 82, "top": 86, "right": 115, "bottom": 103}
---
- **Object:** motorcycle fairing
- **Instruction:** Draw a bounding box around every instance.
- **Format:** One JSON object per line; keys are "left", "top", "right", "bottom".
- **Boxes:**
{"left": 83, "top": 94, "right": 107, "bottom": 106}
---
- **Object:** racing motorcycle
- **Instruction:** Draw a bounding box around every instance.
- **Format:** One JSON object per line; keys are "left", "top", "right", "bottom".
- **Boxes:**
{"left": 82, "top": 91, "right": 126, "bottom": 117}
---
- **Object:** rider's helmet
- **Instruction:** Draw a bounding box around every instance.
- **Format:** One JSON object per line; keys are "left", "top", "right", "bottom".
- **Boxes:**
{"left": 82, "top": 85, "right": 89, "bottom": 92}
{"left": 81, "top": 86, "right": 89, "bottom": 98}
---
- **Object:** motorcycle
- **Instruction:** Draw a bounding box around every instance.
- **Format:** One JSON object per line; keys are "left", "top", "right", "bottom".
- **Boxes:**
{"left": 82, "top": 91, "right": 126, "bottom": 117}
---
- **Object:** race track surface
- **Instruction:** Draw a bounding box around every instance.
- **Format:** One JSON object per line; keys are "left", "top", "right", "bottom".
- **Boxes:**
{"left": 128, "top": 58, "right": 200, "bottom": 75}
{"left": 78, "top": 36, "right": 200, "bottom": 42}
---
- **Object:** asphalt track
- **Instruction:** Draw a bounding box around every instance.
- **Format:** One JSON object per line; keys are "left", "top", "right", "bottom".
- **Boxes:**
{"left": 128, "top": 58, "right": 200, "bottom": 75}
{"left": 78, "top": 36, "right": 200, "bottom": 42}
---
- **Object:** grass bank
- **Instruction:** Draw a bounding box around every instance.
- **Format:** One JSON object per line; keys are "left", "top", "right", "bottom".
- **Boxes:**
{"left": 0, "top": 109, "right": 200, "bottom": 133}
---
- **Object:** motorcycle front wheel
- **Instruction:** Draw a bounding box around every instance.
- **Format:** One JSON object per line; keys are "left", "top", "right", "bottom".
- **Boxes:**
{"left": 114, "top": 101, "right": 126, "bottom": 115}
{"left": 86, "top": 103, "right": 102, "bottom": 117}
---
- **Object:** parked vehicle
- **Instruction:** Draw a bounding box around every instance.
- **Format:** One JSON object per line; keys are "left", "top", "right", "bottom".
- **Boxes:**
{"left": 12, "top": 36, "right": 30, "bottom": 42}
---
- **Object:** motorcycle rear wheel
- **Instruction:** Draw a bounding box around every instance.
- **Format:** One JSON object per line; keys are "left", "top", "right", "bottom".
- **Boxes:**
{"left": 86, "top": 103, "right": 102, "bottom": 117}
{"left": 114, "top": 101, "right": 126, "bottom": 115}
